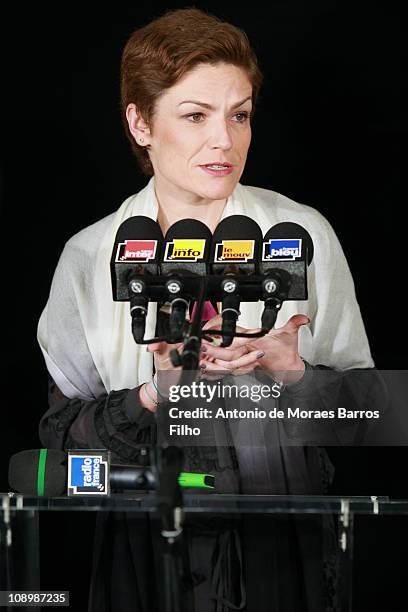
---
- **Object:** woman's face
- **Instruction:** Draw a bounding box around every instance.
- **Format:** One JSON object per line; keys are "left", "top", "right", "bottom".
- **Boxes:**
{"left": 142, "top": 63, "right": 253, "bottom": 201}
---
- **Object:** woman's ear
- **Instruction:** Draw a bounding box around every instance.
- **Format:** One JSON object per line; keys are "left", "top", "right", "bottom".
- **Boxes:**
{"left": 126, "top": 103, "right": 151, "bottom": 146}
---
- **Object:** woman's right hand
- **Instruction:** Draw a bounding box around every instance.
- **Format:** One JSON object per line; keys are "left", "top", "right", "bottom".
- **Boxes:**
{"left": 148, "top": 339, "right": 184, "bottom": 372}
{"left": 139, "top": 339, "right": 184, "bottom": 412}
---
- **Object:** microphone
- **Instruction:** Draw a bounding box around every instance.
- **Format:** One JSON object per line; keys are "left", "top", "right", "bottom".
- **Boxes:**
{"left": 8, "top": 449, "right": 215, "bottom": 496}
{"left": 260, "top": 222, "right": 314, "bottom": 329}
{"left": 9, "top": 449, "right": 67, "bottom": 496}
{"left": 210, "top": 215, "right": 263, "bottom": 346}
{"left": 110, "top": 216, "right": 164, "bottom": 342}
{"left": 162, "top": 219, "right": 212, "bottom": 343}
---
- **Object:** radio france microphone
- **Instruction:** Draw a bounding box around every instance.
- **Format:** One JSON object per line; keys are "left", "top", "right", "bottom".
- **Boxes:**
{"left": 162, "top": 219, "right": 212, "bottom": 342}
{"left": 110, "top": 216, "right": 164, "bottom": 342}
{"left": 260, "top": 222, "right": 314, "bottom": 329}
{"left": 210, "top": 215, "right": 263, "bottom": 346}
{"left": 8, "top": 449, "right": 215, "bottom": 497}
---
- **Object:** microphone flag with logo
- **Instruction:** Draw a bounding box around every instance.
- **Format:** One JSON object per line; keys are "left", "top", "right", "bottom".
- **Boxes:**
{"left": 110, "top": 215, "right": 164, "bottom": 341}
{"left": 210, "top": 215, "right": 263, "bottom": 345}
{"left": 162, "top": 219, "right": 212, "bottom": 342}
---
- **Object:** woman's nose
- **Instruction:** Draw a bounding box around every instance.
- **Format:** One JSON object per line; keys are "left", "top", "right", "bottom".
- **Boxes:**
{"left": 209, "top": 120, "right": 233, "bottom": 150}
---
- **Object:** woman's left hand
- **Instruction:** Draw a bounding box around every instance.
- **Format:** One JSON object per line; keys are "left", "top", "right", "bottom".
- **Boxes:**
{"left": 200, "top": 315, "right": 264, "bottom": 376}
{"left": 200, "top": 314, "right": 310, "bottom": 383}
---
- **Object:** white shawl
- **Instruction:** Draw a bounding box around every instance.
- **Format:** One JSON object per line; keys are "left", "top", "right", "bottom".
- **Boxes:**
{"left": 37, "top": 176, "right": 374, "bottom": 400}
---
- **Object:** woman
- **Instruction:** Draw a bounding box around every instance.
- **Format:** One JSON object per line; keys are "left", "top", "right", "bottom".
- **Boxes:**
{"left": 37, "top": 8, "right": 375, "bottom": 612}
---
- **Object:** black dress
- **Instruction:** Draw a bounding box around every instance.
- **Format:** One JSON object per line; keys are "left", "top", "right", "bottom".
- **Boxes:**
{"left": 39, "top": 307, "right": 349, "bottom": 612}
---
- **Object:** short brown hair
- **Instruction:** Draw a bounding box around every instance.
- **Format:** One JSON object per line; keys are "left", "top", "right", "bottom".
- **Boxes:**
{"left": 120, "top": 7, "right": 264, "bottom": 176}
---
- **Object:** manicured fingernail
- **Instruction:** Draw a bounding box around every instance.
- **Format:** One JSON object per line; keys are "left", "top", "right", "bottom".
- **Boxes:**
{"left": 200, "top": 346, "right": 207, "bottom": 352}
{"left": 200, "top": 363, "right": 206, "bottom": 370}
{"left": 256, "top": 351, "right": 265, "bottom": 359}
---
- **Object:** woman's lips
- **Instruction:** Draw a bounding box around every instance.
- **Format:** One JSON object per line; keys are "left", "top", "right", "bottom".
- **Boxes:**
{"left": 200, "top": 165, "right": 234, "bottom": 176}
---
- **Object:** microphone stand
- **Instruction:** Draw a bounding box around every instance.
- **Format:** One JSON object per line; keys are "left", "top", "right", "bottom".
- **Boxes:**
{"left": 158, "top": 277, "right": 208, "bottom": 610}
{"left": 170, "top": 276, "right": 208, "bottom": 372}
{"left": 154, "top": 445, "right": 184, "bottom": 612}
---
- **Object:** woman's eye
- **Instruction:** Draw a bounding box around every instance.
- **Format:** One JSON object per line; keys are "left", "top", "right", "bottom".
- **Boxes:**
{"left": 187, "top": 113, "right": 204, "bottom": 123}
{"left": 235, "top": 112, "right": 250, "bottom": 123}
{"left": 185, "top": 112, "right": 250, "bottom": 123}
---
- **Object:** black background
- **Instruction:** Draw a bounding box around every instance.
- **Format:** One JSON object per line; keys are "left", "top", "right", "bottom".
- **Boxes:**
{"left": 1, "top": 2, "right": 407, "bottom": 610}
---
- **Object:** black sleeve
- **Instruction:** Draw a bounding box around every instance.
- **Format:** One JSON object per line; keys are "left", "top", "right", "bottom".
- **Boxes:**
{"left": 39, "top": 374, "right": 157, "bottom": 464}
{"left": 277, "top": 362, "right": 389, "bottom": 446}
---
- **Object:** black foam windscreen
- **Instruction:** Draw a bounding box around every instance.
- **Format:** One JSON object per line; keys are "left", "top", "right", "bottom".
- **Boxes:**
{"left": 210, "top": 215, "right": 263, "bottom": 271}
{"left": 164, "top": 218, "right": 212, "bottom": 242}
{"left": 8, "top": 449, "right": 67, "bottom": 496}
{"left": 111, "top": 215, "right": 164, "bottom": 300}
{"left": 114, "top": 215, "right": 164, "bottom": 245}
{"left": 263, "top": 222, "right": 314, "bottom": 266}
{"left": 162, "top": 218, "right": 212, "bottom": 275}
